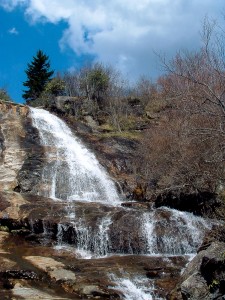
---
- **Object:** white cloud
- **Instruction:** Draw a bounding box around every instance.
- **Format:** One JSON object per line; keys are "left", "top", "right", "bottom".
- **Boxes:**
{"left": 1, "top": 0, "right": 224, "bottom": 79}
{"left": 0, "top": 0, "right": 26, "bottom": 11}
{"left": 8, "top": 27, "right": 19, "bottom": 35}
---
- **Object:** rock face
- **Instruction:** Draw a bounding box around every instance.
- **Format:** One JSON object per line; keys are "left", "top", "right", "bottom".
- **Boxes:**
{"left": 14, "top": 115, "right": 45, "bottom": 193}
{"left": 0, "top": 101, "right": 45, "bottom": 193}
{"left": 155, "top": 188, "right": 225, "bottom": 219}
{"left": 170, "top": 242, "right": 225, "bottom": 300}
{"left": 0, "top": 102, "right": 29, "bottom": 191}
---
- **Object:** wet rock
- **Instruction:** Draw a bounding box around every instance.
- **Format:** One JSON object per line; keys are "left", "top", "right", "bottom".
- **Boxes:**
{"left": 0, "top": 257, "right": 17, "bottom": 270}
{"left": 0, "top": 270, "right": 38, "bottom": 280}
{"left": 146, "top": 270, "right": 162, "bottom": 278}
{"left": 155, "top": 189, "right": 221, "bottom": 217}
{"left": 2, "top": 279, "right": 14, "bottom": 289}
{"left": 24, "top": 256, "right": 76, "bottom": 284}
{"left": 11, "top": 229, "right": 31, "bottom": 236}
{"left": 121, "top": 201, "right": 151, "bottom": 209}
{"left": 14, "top": 115, "right": 45, "bottom": 194}
{"left": 77, "top": 284, "right": 110, "bottom": 297}
{"left": 66, "top": 127, "right": 140, "bottom": 197}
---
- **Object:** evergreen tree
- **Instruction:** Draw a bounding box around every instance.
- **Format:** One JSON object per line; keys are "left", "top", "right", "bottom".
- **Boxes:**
{"left": 22, "top": 50, "right": 54, "bottom": 103}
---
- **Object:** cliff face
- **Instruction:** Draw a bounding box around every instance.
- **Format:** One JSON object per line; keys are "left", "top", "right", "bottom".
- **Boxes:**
{"left": 0, "top": 102, "right": 29, "bottom": 191}
{"left": 0, "top": 101, "right": 45, "bottom": 193}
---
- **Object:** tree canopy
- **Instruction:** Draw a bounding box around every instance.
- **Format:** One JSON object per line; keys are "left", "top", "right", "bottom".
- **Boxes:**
{"left": 22, "top": 50, "right": 54, "bottom": 103}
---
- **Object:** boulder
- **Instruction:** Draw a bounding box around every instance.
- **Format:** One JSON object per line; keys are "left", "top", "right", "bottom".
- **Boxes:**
{"left": 170, "top": 242, "right": 225, "bottom": 299}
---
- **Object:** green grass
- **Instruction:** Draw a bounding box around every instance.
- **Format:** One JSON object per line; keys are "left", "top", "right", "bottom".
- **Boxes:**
{"left": 94, "top": 130, "right": 141, "bottom": 140}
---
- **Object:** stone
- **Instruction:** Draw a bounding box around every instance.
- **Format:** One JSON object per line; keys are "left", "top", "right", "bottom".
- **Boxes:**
{"left": 0, "top": 101, "right": 45, "bottom": 193}
{"left": 12, "top": 285, "right": 71, "bottom": 299}
{"left": 84, "top": 115, "right": 99, "bottom": 128}
{"left": 11, "top": 229, "right": 31, "bottom": 235}
{"left": 79, "top": 284, "right": 105, "bottom": 296}
{"left": 0, "top": 102, "right": 28, "bottom": 191}
{"left": 181, "top": 272, "right": 210, "bottom": 300}
{"left": 155, "top": 188, "right": 222, "bottom": 217}
{"left": 0, "top": 192, "right": 28, "bottom": 220}
{"left": 121, "top": 201, "right": 151, "bottom": 209}
{"left": 171, "top": 242, "right": 225, "bottom": 299}
{"left": 24, "top": 256, "right": 76, "bottom": 283}
{"left": 0, "top": 232, "right": 10, "bottom": 254}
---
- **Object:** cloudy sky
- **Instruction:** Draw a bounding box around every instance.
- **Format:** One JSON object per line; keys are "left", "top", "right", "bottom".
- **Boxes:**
{"left": 0, "top": 0, "right": 224, "bottom": 103}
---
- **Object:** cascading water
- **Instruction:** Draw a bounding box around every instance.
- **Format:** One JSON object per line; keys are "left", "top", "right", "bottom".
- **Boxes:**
{"left": 141, "top": 207, "right": 213, "bottom": 255}
{"left": 110, "top": 274, "right": 163, "bottom": 300}
{"left": 74, "top": 214, "right": 112, "bottom": 258}
{"left": 51, "top": 205, "right": 214, "bottom": 258}
{"left": 28, "top": 107, "right": 218, "bottom": 299}
{"left": 30, "top": 107, "right": 120, "bottom": 204}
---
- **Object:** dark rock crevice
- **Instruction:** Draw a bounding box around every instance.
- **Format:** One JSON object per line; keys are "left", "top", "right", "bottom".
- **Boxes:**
{"left": 0, "top": 128, "right": 5, "bottom": 162}
{"left": 155, "top": 188, "right": 224, "bottom": 218}
{"left": 14, "top": 114, "right": 45, "bottom": 194}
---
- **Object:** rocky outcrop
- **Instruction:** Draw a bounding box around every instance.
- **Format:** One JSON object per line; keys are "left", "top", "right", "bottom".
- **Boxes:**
{"left": 155, "top": 188, "right": 224, "bottom": 218}
{"left": 199, "top": 225, "right": 225, "bottom": 252}
{"left": 170, "top": 242, "right": 225, "bottom": 300}
{"left": 14, "top": 115, "right": 45, "bottom": 193}
{"left": 0, "top": 101, "right": 45, "bottom": 194}
{"left": 0, "top": 102, "right": 29, "bottom": 191}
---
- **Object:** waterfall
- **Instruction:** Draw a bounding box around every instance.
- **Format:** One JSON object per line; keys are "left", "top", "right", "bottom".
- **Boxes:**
{"left": 27, "top": 107, "right": 217, "bottom": 300}
{"left": 142, "top": 207, "right": 213, "bottom": 255}
{"left": 69, "top": 214, "right": 112, "bottom": 258}
{"left": 52, "top": 206, "right": 213, "bottom": 258}
{"left": 30, "top": 108, "right": 121, "bottom": 204}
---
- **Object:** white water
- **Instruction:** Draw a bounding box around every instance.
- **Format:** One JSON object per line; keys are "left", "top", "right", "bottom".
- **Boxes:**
{"left": 30, "top": 108, "right": 120, "bottom": 204}
{"left": 53, "top": 206, "right": 213, "bottom": 258}
{"left": 110, "top": 274, "right": 162, "bottom": 300}
{"left": 73, "top": 214, "right": 112, "bottom": 258}
{"left": 142, "top": 207, "right": 213, "bottom": 255}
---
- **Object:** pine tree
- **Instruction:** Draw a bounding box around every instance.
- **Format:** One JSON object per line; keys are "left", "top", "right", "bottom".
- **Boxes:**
{"left": 22, "top": 50, "right": 54, "bottom": 103}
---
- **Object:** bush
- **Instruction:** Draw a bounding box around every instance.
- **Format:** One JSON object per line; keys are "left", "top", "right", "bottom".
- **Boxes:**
{"left": 0, "top": 88, "right": 12, "bottom": 102}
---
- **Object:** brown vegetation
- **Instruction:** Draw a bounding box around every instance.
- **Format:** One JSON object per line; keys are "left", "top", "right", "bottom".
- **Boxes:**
{"left": 135, "top": 17, "right": 225, "bottom": 198}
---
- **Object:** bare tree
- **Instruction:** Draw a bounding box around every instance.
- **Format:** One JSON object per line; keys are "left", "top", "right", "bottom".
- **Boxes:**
{"left": 136, "top": 17, "right": 225, "bottom": 195}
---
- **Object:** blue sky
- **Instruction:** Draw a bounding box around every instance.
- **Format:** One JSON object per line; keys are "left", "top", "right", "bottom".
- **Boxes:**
{"left": 0, "top": 0, "right": 224, "bottom": 103}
